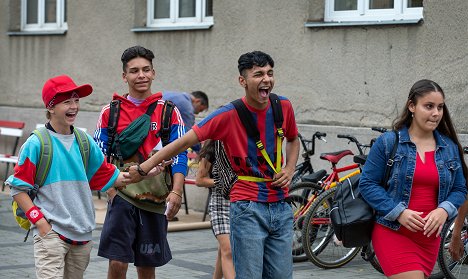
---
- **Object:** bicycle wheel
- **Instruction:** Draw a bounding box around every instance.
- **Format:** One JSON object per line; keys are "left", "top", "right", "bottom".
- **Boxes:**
{"left": 302, "top": 187, "right": 360, "bottom": 269}
{"left": 288, "top": 182, "right": 322, "bottom": 262}
{"left": 438, "top": 218, "right": 468, "bottom": 279}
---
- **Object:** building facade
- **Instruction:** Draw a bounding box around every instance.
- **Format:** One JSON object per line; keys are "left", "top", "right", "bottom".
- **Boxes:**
{"left": 1, "top": 1, "right": 467, "bottom": 208}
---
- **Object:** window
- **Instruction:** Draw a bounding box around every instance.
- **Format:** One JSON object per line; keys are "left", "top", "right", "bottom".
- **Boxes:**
{"left": 147, "top": 0, "right": 213, "bottom": 30}
{"left": 21, "top": 0, "right": 67, "bottom": 32}
{"left": 325, "top": 0, "right": 423, "bottom": 22}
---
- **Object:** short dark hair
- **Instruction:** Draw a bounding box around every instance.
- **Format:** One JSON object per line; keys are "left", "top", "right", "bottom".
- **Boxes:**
{"left": 121, "top": 46, "right": 155, "bottom": 72}
{"left": 238, "top": 51, "right": 274, "bottom": 76}
{"left": 191, "top": 91, "right": 209, "bottom": 108}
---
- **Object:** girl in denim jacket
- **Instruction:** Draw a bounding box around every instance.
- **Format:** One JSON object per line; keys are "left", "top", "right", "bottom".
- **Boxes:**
{"left": 360, "top": 79, "right": 468, "bottom": 279}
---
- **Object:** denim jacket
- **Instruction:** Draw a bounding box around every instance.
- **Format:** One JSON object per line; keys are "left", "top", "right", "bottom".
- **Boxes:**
{"left": 359, "top": 126, "right": 467, "bottom": 230}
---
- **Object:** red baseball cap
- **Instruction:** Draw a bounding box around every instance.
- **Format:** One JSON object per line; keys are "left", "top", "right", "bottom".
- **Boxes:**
{"left": 42, "top": 75, "right": 93, "bottom": 108}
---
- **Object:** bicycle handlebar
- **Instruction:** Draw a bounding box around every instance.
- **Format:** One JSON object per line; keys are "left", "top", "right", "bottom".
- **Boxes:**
{"left": 371, "top": 127, "right": 388, "bottom": 133}
{"left": 337, "top": 134, "right": 365, "bottom": 155}
{"left": 298, "top": 131, "right": 327, "bottom": 158}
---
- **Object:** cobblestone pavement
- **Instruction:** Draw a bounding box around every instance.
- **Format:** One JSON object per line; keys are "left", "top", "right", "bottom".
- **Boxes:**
{"left": 0, "top": 192, "right": 385, "bottom": 278}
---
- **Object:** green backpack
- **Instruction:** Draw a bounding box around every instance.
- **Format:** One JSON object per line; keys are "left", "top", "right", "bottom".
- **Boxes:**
{"left": 12, "top": 126, "right": 90, "bottom": 241}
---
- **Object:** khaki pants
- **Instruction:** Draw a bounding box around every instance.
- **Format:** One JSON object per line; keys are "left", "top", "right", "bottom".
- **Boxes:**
{"left": 33, "top": 230, "right": 92, "bottom": 279}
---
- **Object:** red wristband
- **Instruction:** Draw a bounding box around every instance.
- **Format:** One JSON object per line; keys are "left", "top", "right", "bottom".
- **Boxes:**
{"left": 26, "top": 206, "right": 44, "bottom": 224}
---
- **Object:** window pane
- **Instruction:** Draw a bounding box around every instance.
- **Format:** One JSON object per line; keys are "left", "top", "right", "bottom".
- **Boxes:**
{"left": 27, "top": 0, "right": 38, "bottom": 24}
{"left": 179, "top": 0, "right": 195, "bottom": 17}
{"left": 45, "top": 0, "right": 57, "bottom": 23}
{"left": 334, "top": 0, "right": 357, "bottom": 11}
{"left": 369, "top": 0, "right": 393, "bottom": 9}
{"left": 64, "top": 0, "right": 67, "bottom": 22}
{"left": 205, "top": 0, "right": 213, "bottom": 17}
{"left": 408, "top": 0, "right": 423, "bottom": 8}
{"left": 154, "top": 0, "right": 170, "bottom": 19}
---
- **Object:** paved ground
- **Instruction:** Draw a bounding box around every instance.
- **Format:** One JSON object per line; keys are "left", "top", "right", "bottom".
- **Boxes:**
{"left": 0, "top": 190, "right": 385, "bottom": 278}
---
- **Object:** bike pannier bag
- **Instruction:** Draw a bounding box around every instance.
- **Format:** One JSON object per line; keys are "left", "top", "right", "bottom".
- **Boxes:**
{"left": 330, "top": 174, "right": 374, "bottom": 248}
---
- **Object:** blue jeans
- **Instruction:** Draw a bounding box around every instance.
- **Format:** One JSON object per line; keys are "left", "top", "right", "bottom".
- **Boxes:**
{"left": 230, "top": 200, "right": 293, "bottom": 279}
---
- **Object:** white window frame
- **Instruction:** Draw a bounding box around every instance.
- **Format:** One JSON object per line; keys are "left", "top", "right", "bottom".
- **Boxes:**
{"left": 21, "top": 0, "right": 67, "bottom": 32}
{"left": 324, "top": 0, "right": 423, "bottom": 22}
{"left": 147, "top": 0, "right": 213, "bottom": 30}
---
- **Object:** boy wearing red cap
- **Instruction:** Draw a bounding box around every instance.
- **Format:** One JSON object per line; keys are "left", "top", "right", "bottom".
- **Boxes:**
{"left": 5, "top": 75, "right": 137, "bottom": 278}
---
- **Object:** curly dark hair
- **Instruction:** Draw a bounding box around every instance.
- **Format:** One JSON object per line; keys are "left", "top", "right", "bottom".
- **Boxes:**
{"left": 121, "top": 46, "right": 155, "bottom": 72}
{"left": 238, "top": 51, "right": 274, "bottom": 77}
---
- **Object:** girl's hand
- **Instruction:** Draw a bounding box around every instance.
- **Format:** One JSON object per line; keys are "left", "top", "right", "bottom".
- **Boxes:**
{"left": 397, "top": 209, "right": 425, "bottom": 232}
{"left": 423, "top": 208, "right": 448, "bottom": 237}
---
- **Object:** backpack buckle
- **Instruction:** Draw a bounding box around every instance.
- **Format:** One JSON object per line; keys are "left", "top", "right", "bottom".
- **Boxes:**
{"left": 277, "top": 128, "right": 284, "bottom": 138}
{"left": 256, "top": 141, "right": 264, "bottom": 150}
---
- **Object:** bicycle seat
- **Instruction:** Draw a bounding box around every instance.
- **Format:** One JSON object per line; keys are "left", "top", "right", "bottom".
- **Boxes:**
{"left": 319, "top": 150, "right": 354, "bottom": 164}
{"left": 301, "top": 169, "right": 327, "bottom": 183}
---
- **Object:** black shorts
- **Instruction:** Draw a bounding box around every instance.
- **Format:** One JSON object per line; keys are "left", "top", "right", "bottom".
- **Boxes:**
{"left": 98, "top": 195, "right": 172, "bottom": 267}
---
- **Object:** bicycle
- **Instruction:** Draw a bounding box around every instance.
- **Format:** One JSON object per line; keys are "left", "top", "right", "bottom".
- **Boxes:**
{"left": 436, "top": 146, "right": 468, "bottom": 279}
{"left": 288, "top": 131, "right": 328, "bottom": 262}
{"left": 300, "top": 128, "right": 392, "bottom": 269}
{"left": 295, "top": 132, "right": 374, "bottom": 268}
{"left": 291, "top": 132, "right": 327, "bottom": 185}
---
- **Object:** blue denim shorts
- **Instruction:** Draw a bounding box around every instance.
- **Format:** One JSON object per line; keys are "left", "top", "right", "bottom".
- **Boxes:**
{"left": 98, "top": 195, "right": 172, "bottom": 267}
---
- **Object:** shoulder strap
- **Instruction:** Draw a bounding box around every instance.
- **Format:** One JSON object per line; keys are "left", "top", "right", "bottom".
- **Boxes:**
{"left": 146, "top": 101, "right": 158, "bottom": 116}
{"left": 269, "top": 93, "right": 284, "bottom": 131}
{"left": 32, "top": 127, "right": 90, "bottom": 187}
{"left": 73, "top": 128, "right": 90, "bottom": 170}
{"left": 231, "top": 97, "right": 284, "bottom": 175}
{"left": 32, "top": 127, "right": 53, "bottom": 187}
{"left": 382, "top": 130, "right": 399, "bottom": 189}
{"left": 107, "top": 100, "right": 121, "bottom": 162}
{"left": 159, "top": 100, "right": 175, "bottom": 147}
{"left": 231, "top": 99, "right": 260, "bottom": 143}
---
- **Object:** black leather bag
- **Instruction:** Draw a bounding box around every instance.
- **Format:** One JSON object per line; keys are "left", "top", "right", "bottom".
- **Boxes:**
{"left": 330, "top": 130, "right": 399, "bottom": 248}
{"left": 330, "top": 174, "right": 374, "bottom": 248}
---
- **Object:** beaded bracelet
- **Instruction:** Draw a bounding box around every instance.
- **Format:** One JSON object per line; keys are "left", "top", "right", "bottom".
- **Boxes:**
{"left": 170, "top": 190, "right": 183, "bottom": 198}
{"left": 26, "top": 206, "right": 44, "bottom": 224}
{"left": 136, "top": 164, "right": 148, "bottom": 176}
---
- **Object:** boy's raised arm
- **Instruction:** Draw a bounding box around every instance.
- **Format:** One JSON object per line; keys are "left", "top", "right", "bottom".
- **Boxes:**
{"left": 127, "top": 130, "right": 200, "bottom": 183}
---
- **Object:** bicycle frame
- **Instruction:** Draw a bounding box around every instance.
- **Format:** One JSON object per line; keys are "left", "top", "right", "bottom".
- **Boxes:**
{"left": 293, "top": 161, "right": 361, "bottom": 222}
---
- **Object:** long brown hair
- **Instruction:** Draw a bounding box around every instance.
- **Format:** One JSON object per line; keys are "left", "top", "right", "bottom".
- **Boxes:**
{"left": 197, "top": 139, "right": 215, "bottom": 162}
{"left": 392, "top": 79, "right": 468, "bottom": 189}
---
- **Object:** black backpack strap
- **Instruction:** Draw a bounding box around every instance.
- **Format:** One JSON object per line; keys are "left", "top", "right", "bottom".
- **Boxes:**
{"left": 382, "top": 130, "right": 399, "bottom": 189}
{"left": 145, "top": 101, "right": 158, "bottom": 116}
{"left": 107, "top": 100, "right": 121, "bottom": 162}
{"left": 158, "top": 100, "right": 175, "bottom": 147}
{"left": 269, "top": 93, "right": 284, "bottom": 137}
{"left": 231, "top": 99, "right": 261, "bottom": 144}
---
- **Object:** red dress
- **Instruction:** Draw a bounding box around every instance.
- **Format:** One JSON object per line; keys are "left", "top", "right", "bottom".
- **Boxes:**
{"left": 372, "top": 151, "right": 440, "bottom": 277}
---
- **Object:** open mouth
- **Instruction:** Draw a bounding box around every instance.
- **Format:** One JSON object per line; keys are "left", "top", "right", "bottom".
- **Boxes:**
{"left": 259, "top": 88, "right": 269, "bottom": 98}
{"left": 66, "top": 112, "right": 77, "bottom": 118}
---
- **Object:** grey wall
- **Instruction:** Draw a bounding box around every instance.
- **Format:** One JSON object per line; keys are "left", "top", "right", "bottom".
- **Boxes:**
{"left": 1, "top": 0, "right": 467, "bottom": 131}
{"left": 2, "top": 0, "right": 468, "bottom": 211}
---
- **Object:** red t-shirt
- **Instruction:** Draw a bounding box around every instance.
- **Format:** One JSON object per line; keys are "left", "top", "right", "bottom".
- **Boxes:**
{"left": 193, "top": 95, "right": 298, "bottom": 202}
